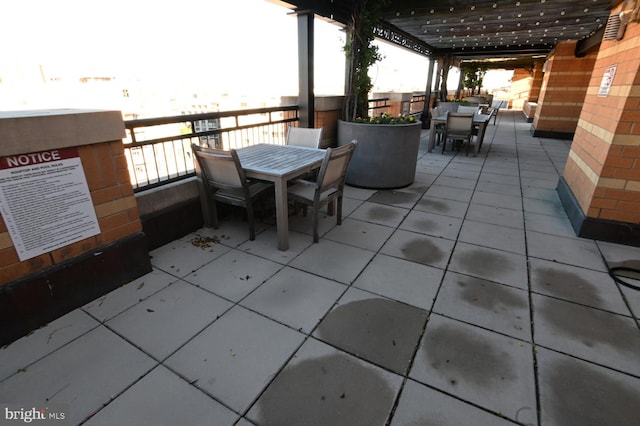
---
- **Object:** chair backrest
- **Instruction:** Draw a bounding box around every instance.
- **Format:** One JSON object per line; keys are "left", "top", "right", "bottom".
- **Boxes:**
{"left": 286, "top": 126, "right": 323, "bottom": 149}
{"left": 446, "top": 113, "right": 474, "bottom": 134}
{"left": 437, "top": 103, "right": 458, "bottom": 114}
{"left": 457, "top": 105, "right": 480, "bottom": 114}
{"left": 316, "top": 141, "right": 357, "bottom": 194}
{"left": 191, "top": 144, "right": 245, "bottom": 190}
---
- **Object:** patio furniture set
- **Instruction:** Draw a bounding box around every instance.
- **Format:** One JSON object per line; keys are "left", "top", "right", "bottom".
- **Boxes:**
{"left": 193, "top": 113, "right": 496, "bottom": 250}
{"left": 192, "top": 127, "right": 357, "bottom": 251}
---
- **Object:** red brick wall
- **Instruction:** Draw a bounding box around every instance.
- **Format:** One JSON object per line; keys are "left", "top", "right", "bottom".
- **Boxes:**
{"left": 533, "top": 41, "right": 597, "bottom": 135}
{"left": 563, "top": 11, "right": 640, "bottom": 224}
{"left": 508, "top": 68, "right": 532, "bottom": 109}
{"left": 0, "top": 140, "right": 141, "bottom": 285}
{"left": 528, "top": 61, "right": 544, "bottom": 102}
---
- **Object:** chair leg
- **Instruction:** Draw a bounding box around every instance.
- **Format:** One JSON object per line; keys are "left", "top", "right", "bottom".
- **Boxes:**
{"left": 246, "top": 203, "right": 256, "bottom": 241}
{"left": 327, "top": 200, "right": 335, "bottom": 216}
{"left": 336, "top": 196, "right": 343, "bottom": 226}
{"left": 211, "top": 198, "right": 220, "bottom": 229}
{"left": 312, "top": 201, "right": 320, "bottom": 243}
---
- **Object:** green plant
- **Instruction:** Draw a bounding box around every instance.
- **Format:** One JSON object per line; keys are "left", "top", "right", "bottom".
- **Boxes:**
{"left": 354, "top": 113, "right": 417, "bottom": 124}
{"left": 461, "top": 63, "right": 488, "bottom": 95}
{"left": 343, "top": 0, "right": 389, "bottom": 122}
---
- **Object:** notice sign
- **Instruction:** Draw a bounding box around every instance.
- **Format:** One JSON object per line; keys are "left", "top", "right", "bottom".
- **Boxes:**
{"left": 598, "top": 65, "right": 617, "bottom": 97}
{"left": 0, "top": 148, "right": 100, "bottom": 261}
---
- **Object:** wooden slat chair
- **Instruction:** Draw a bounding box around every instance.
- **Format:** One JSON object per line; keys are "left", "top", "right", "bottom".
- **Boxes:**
{"left": 431, "top": 107, "right": 446, "bottom": 146}
{"left": 285, "top": 126, "right": 323, "bottom": 149}
{"left": 192, "top": 144, "right": 273, "bottom": 240}
{"left": 287, "top": 141, "right": 357, "bottom": 243}
{"left": 442, "top": 113, "right": 475, "bottom": 155}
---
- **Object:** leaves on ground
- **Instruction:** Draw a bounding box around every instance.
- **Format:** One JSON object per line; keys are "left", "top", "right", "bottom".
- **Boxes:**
{"left": 190, "top": 235, "right": 222, "bottom": 249}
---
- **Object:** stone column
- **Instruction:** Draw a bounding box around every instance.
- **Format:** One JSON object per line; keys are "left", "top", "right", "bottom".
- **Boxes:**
{"left": 558, "top": 9, "right": 640, "bottom": 246}
{"left": 532, "top": 41, "right": 598, "bottom": 139}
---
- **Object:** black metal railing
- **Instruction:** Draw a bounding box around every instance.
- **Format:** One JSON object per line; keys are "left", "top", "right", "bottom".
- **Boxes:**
{"left": 123, "top": 105, "right": 299, "bottom": 192}
{"left": 368, "top": 97, "right": 390, "bottom": 116}
{"left": 410, "top": 94, "right": 426, "bottom": 117}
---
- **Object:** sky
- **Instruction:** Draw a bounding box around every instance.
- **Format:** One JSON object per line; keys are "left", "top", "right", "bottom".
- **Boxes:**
{"left": 0, "top": 0, "right": 507, "bottom": 111}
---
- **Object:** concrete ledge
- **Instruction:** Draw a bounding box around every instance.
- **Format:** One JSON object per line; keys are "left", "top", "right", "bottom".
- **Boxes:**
{"left": 523, "top": 101, "right": 537, "bottom": 122}
{"left": 136, "top": 178, "right": 203, "bottom": 249}
{"left": 557, "top": 177, "right": 640, "bottom": 247}
{"left": 141, "top": 199, "right": 203, "bottom": 250}
{"left": 0, "top": 233, "right": 151, "bottom": 346}
{"left": 0, "top": 109, "right": 125, "bottom": 156}
{"left": 136, "top": 177, "right": 200, "bottom": 217}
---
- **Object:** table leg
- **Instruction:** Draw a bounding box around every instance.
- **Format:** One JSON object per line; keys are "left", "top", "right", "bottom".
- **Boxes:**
{"left": 428, "top": 119, "right": 436, "bottom": 152}
{"left": 274, "top": 178, "right": 289, "bottom": 251}
{"left": 474, "top": 121, "right": 488, "bottom": 157}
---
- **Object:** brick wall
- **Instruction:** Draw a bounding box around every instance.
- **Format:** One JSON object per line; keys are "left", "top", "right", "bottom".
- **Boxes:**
{"left": 563, "top": 10, "right": 640, "bottom": 224}
{"left": 508, "top": 68, "right": 532, "bottom": 109}
{"left": 533, "top": 41, "right": 597, "bottom": 135}
{"left": 0, "top": 111, "right": 143, "bottom": 285}
{"left": 0, "top": 140, "right": 142, "bottom": 284}
{"left": 528, "top": 61, "right": 544, "bottom": 102}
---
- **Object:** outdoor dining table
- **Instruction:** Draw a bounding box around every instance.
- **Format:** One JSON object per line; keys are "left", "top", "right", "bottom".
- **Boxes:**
{"left": 428, "top": 112, "right": 492, "bottom": 156}
{"left": 235, "top": 143, "right": 325, "bottom": 251}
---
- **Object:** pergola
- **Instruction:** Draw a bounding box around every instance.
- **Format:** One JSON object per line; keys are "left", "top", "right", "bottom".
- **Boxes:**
{"left": 271, "top": 0, "right": 640, "bottom": 247}
{"left": 271, "top": 0, "right": 618, "bottom": 124}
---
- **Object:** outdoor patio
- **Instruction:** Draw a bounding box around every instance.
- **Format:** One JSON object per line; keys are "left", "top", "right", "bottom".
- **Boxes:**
{"left": 1, "top": 110, "right": 639, "bottom": 426}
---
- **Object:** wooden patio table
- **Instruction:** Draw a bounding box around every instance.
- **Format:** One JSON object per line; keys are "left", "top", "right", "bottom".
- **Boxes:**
{"left": 235, "top": 143, "right": 325, "bottom": 251}
{"left": 428, "top": 113, "right": 491, "bottom": 156}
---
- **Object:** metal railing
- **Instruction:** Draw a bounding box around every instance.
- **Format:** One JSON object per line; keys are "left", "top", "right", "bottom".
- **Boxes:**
{"left": 368, "top": 97, "right": 390, "bottom": 116}
{"left": 124, "top": 96, "right": 425, "bottom": 193}
{"left": 123, "top": 105, "right": 299, "bottom": 192}
{"left": 410, "top": 94, "right": 426, "bottom": 118}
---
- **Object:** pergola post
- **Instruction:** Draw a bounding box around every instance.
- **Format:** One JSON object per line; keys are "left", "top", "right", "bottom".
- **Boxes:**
{"left": 421, "top": 58, "right": 436, "bottom": 129}
{"left": 296, "top": 10, "right": 314, "bottom": 128}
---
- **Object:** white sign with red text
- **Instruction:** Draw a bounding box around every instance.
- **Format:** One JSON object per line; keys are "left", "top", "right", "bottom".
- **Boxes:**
{"left": 0, "top": 148, "right": 100, "bottom": 261}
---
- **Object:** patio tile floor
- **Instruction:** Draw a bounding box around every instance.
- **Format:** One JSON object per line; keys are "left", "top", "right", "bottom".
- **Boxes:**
{"left": 1, "top": 110, "right": 639, "bottom": 425}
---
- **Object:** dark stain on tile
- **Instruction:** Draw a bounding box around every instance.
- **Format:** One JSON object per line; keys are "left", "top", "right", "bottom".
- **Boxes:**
{"left": 369, "top": 191, "right": 419, "bottom": 206}
{"left": 316, "top": 298, "right": 427, "bottom": 374}
{"left": 367, "top": 205, "right": 399, "bottom": 221}
{"left": 419, "top": 198, "right": 450, "bottom": 212}
{"left": 255, "top": 353, "right": 395, "bottom": 425}
{"left": 414, "top": 219, "right": 437, "bottom": 232}
{"left": 535, "top": 267, "right": 603, "bottom": 307}
{"left": 401, "top": 238, "right": 446, "bottom": 265}
{"left": 457, "top": 278, "right": 527, "bottom": 312}
{"left": 424, "top": 323, "right": 516, "bottom": 388}
{"left": 457, "top": 249, "right": 510, "bottom": 274}
{"left": 538, "top": 297, "right": 640, "bottom": 356}
{"left": 544, "top": 357, "right": 640, "bottom": 426}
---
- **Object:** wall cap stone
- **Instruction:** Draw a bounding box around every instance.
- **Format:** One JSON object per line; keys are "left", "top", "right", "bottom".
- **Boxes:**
{"left": 0, "top": 109, "right": 125, "bottom": 156}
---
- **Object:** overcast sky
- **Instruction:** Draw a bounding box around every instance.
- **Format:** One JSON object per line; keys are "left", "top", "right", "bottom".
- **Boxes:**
{"left": 2, "top": 0, "right": 436, "bottom": 99}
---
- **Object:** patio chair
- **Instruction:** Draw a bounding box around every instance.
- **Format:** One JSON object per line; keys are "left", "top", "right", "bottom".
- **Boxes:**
{"left": 287, "top": 141, "right": 357, "bottom": 243}
{"left": 191, "top": 144, "right": 273, "bottom": 240}
{"left": 286, "top": 126, "right": 324, "bottom": 182}
{"left": 442, "top": 113, "right": 474, "bottom": 155}
{"left": 431, "top": 107, "right": 446, "bottom": 146}
{"left": 457, "top": 105, "right": 481, "bottom": 114}
{"left": 285, "top": 126, "right": 323, "bottom": 149}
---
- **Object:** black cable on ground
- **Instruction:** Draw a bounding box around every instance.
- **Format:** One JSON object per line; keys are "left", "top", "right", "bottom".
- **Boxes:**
{"left": 608, "top": 266, "right": 640, "bottom": 291}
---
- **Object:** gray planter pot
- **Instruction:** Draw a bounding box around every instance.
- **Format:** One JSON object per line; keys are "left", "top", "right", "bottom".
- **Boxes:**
{"left": 337, "top": 120, "right": 422, "bottom": 189}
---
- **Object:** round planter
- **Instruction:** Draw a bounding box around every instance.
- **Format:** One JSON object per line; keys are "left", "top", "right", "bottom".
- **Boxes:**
{"left": 337, "top": 119, "right": 421, "bottom": 189}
